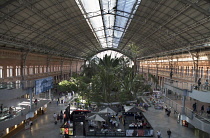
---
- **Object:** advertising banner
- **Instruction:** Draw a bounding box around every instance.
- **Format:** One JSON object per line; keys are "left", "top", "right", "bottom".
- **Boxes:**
{"left": 35, "top": 77, "right": 53, "bottom": 95}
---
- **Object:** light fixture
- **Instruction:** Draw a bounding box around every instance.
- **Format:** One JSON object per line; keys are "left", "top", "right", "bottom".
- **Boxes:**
{"left": 6, "top": 128, "right": 9, "bottom": 134}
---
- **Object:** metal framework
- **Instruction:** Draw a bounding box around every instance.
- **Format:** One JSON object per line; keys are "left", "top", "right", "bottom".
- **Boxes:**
{"left": 0, "top": 0, "right": 210, "bottom": 59}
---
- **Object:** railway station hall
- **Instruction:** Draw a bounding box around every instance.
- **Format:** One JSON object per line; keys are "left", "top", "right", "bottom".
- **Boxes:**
{"left": 0, "top": 0, "right": 210, "bottom": 138}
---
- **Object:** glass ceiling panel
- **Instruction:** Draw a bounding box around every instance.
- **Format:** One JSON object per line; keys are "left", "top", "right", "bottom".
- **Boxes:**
{"left": 76, "top": 0, "right": 141, "bottom": 48}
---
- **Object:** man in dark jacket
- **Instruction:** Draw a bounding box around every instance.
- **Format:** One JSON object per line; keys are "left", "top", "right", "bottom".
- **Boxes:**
{"left": 167, "top": 129, "right": 171, "bottom": 138}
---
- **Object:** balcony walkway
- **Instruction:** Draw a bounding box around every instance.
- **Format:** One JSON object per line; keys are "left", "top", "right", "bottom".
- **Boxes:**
{"left": 166, "top": 94, "right": 210, "bottom": 121}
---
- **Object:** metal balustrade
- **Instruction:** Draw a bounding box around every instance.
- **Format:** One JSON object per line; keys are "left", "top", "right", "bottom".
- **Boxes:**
{"left": 163, "top": 96, "right": 210, "bottom": 124}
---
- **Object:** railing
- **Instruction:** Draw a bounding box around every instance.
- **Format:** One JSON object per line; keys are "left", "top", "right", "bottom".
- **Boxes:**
{"left": 141, "top": 68, "right": 209, "bottom": 85}
{"left": 0, "top": 99, "right": 50, "bottom": 123}
{"left": 184, "top": 107, "right": 194, "bottom": 119}
{"left": 86, "top": 129, "right": 154, "bottom": 137}
{"left": 163, "top": 96, "right": 183, "bottom": 114}
{"left": 0, "top": 80, "right": 35, "bottom": 90}
{"left": 164, "top": 78, "right": 194, "bottom": 91}
{"left": 141, "top": 67, "right": 209, "bottom": 79}
{"left": 192, "top": 84, "right": 210, "bottom": 92}
{"left": 163, "top": 96, "right": 210, "bottom": 124}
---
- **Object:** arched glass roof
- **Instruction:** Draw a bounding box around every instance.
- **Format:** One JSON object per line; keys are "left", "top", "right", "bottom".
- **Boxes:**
{"left": 76, "top": 0, "right": 141, "bottom": 48}
{"left": 0, "top": 0, "right": 210, "bottom": 59}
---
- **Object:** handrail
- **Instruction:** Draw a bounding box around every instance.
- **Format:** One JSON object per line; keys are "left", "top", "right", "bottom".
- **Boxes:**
{"left": 163, "top": 96, "right": 210, "bottom": 124}
{"left": 0, "top": 99, "right": 50, "bottom": 123}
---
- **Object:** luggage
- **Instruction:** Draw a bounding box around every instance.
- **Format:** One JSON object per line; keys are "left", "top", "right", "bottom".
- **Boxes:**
{"left": 54, "top": 121, "right": 57, "bottom": 124}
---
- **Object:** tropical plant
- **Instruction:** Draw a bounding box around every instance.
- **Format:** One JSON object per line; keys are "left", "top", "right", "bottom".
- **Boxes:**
{"left": 58, "top": 77, "right": 78, "bottom": 93}
{"left": 73, "top": 53, "right": 151, "bottom": 105}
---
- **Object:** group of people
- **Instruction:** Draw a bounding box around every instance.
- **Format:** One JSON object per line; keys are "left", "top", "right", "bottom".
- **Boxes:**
{"left": 25, "top": 118, "right": 33, "bottom": 130}
{"left": 157, "top": 129, "right": 172, "bottom": 138}
{"left": 53, "top": 110, "right": 64, "bottom": 124}
{"left": 201, "top": 105, "right": 210, "bottom": 116}
{"left": 197, "top": 78, "right": 209, "bottom": 90}
{"left": 193, "top": 103, "right": 210, "bottom": 116}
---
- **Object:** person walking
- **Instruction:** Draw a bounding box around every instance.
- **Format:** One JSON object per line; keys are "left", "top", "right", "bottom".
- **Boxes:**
{"left": 167, "top": 108, "right": 171, "bottom": 117}
{"left": 207, "top": 106, "right": 210, "bottom": 116}
{"left": 193, "top": 102, "right": 197, "bottom": 112}
{"left": 167, "top": 129, "right": 172, "bottom": 138}
{"left": 198, "top": 78, "right": 201, "bottom": 90}
{"left": 53, "top": 113, "right": 57, "bottom": 122}
{"left": 204, "top": 79, "right": 209, "bottom": 90}
{"left": 59, "top": 113, "right": 63, "bottom": 123}
{"left": 157, "top": 130, "right": 161, "bottom": 138}
{"left": 57, "top": 98, "right": 59, "bottom": 106}
{"left": 0, "top": 104, "right": 3, "bottom": 113}
{"left": 201, "top": 105, "right": 204, "bottom": 115}
{"left": 29, "top": 119, "right": 33, "bottom": 130}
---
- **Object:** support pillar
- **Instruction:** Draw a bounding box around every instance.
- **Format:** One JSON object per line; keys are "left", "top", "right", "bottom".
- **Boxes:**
{"left": 156, "top": 64, "right": 158, "bottom": 90}
{"left": 49, "top": 89, "right": 51, "bottom": 100}
{"left": 181, "top": 89, "right": 187, "bottom": 115}
{"left": 188, "top": 51, "right": 199, "bottom": 82}
{"left": 29, "top": 88, "right": 33, "bottom": 111}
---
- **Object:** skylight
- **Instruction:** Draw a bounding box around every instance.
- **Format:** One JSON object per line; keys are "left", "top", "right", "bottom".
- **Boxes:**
{"left": 76, "top": 0, "right": 141, "bottom": 48}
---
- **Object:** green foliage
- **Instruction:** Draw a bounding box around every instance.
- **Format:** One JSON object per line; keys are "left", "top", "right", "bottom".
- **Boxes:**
{"left": 58, "top": 77, "right": 78, "bottom": 93}
{"left": 73, "top": 53, "right": 151, "bottom": 105}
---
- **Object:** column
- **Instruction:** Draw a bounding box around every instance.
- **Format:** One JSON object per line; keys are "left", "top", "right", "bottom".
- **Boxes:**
{"left": 49, "top": 89, "right": 51, "bottom": 100}
{"left": 29, "top": 88, "right": 33, "bottom": 111}
{"left": 181, "top": 89, "right": 187, "bottom": 115}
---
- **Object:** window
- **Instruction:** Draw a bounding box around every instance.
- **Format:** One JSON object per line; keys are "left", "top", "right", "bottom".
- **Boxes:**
{"left": 15, "top": 66, "right": 21, "bottom": 76}
{"left": 16, "top": 80, "right": 21, "bottom": 89}
{"left": 35, "top": 66, "right": 39, "bottom": 74}
{"left": 29, "top": 66, "right": 34, "bottom": 75}
{"left": 47, "top": 66, "right": 50, "bottom": 72}
{"left": 7, "top": 82, "right": 13, "bottom": 89}
{"left": 24, "top": 66, "right": 28, "bottom": 75}
{"left": 54, "top": 66, "right": 59, "bottom": 71}
{"left": 44, "top": 66, "right": 46, "bottom": 73}
{"left": 0, "top": 66, "right": 3, "bottom": 78}
{"left": 40, "top": 66, "right": 43, "bottom": 73}
{"left": 7, "top": 66, "right": 13, "bottom": 77}
{"left": 51, "top": 66, "right": 54, "bottom": 72}
{"left": 191, "top": 67, "right": 194, "bottom": 77}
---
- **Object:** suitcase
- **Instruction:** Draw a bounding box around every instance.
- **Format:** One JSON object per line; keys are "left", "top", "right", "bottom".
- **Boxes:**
{"left": 54, "top": 121, "right": 57, "bottom": 124}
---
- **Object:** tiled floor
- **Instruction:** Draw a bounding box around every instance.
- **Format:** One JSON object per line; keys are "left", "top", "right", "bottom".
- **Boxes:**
{"left": 12, "top": 101, "right": 67, "bottom": 138}
{"left": 143, "top": 105, "right": 198, "bottom": 138}
{"left": 11, "top": 98, "right": 205, "bottom": 138}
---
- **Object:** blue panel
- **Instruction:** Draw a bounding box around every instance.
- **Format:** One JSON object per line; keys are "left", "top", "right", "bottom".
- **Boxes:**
{"left": 35, "top": 77, "right": 53, "bottom": 95}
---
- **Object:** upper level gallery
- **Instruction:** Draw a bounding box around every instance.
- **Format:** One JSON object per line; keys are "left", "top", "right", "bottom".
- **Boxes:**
{"left": 138, "top": 50, "right": 210, "bottom": 102}
{"left": 139, "top": 50, "right": 210, "bottom": 85}
{"left": 0, "top": 49, "right": 84, "bottom": 84}
{"left": 0, "top": 49, "right": 85, "bottom": 100}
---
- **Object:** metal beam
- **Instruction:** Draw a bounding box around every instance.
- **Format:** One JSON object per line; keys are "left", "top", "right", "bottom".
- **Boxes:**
{"left": 99, "top": 0, "right": 108, "bottom": 48}
{"left": 177, "top": 0, "right": 210, "bottom": 16}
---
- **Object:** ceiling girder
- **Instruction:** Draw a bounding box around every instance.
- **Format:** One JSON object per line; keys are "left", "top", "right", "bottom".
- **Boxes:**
{"left": 2, "top": 13, "right": 88, "bottom": 55}
{"left": 177, "top": 0, "right": 210, "bottom": 16}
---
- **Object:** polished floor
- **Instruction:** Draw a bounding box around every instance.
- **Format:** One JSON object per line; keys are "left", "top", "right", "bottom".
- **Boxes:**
{"left": 11, "top": 99, "right": 204, "bottom": 138}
